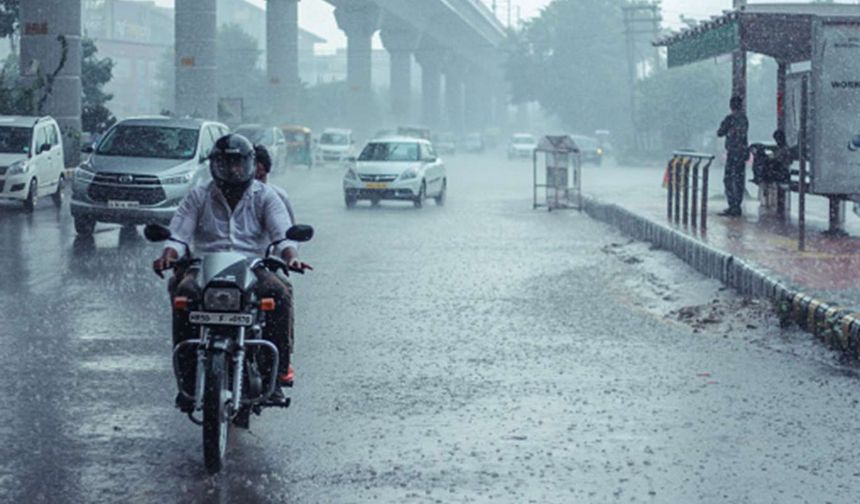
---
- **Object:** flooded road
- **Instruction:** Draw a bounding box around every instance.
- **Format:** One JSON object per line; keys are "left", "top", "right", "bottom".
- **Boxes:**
{"left": 1, "top": 153, "right": 859, "bottom": 503}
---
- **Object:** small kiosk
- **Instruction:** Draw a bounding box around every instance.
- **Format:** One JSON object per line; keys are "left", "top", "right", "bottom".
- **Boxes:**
{"left": 533, "top": 135, "right": 582, "bottom": 211}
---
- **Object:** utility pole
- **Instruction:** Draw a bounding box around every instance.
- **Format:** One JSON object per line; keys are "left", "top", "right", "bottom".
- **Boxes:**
{"left": 622, "top": 1, "right": 662, "bottom": 153}
{"left": 506, "top": 0, "right": 512, "bottom": 29}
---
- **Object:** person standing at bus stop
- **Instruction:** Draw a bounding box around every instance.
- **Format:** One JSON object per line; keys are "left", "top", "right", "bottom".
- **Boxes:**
{"left": 717, "top": 96, "right": 749, "bottom": 217}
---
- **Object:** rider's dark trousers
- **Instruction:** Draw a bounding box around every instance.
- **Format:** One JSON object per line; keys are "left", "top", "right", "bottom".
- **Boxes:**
{"left": 169, "top": 268, "right": 294, "bottom": 393}
{"left": 724, "top": 150, "right": 747, "bottom": 212}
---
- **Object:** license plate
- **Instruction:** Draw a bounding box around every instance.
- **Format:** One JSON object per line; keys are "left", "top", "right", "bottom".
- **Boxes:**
{"left": 366, "top": 182, "right": 388, "bottom": 190}
{"left": 108, "top": 200, "right": 140, "bottom": 209}
{"left": 189, "top": 312, "right": 254, "bottom": 326}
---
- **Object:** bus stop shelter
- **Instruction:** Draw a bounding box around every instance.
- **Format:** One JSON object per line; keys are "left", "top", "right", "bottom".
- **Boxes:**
{"left": 653, "top": 2, "right": 860, "bottom": 234}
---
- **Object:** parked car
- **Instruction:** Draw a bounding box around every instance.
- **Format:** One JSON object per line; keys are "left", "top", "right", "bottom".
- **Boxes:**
{"left": 316, "top": 128, "right": 355, "bottom": 165}
{"left": 281, "top": 125, "right": 314, "bottom": 168}
{"left": 0, "top": 115, "right": 66, "bottom": 212}
{"left": 432, "top": 132, "right": 457, "bottom": 155}
{"left": 234, "top": 124, "right": 288, "bottom": 172}
{"left": 343, "top": 136, "right": 446, "bottom": 209}
{"left": 570, "top": 134, "right": 604, "bottom": 166}
{"left": 397, "top": 125, "right": 432, "bottom": 141}
{"left": 462, "top": 132, "right": 485, "bottom": 153}
{"left": 71, "top": 116, "right": 229, "bottom": 235}
{"left": 507, "top": 133, "right": 537, "bottom": 159}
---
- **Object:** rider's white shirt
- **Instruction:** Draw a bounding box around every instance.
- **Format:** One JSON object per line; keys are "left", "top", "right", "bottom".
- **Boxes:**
{"left": 168, "top": 180, "right": 296, "bottom": 257}
{"left": 268, "top": 182, "right": 296, "bottom": 225}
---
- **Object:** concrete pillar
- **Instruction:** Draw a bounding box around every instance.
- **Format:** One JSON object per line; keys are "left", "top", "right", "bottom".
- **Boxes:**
{"left": 267, "top": 0, "right": 300, "bottom": 123}
{"left": 415, "top": 44, "right": 444, "bottom": 129}
{"left": 334, "top": 1, "right": 381, "bottom": 135}
{"left": 464, "top": 73, "right": 491, "bottom": 132}
{"left": 20, "top": 0, "right": 82, "bottom": 166}
{"left": 175, "top": 0, "right": 217, "bottom": 119}
{"left": 777, "top": 61, "right": 787, "bottom": 132}
{"left": 380, "top": 21, "right": 419, "bottom": 125}
{"left": 732, "top": 0, "right": 747, "bottom": 114}
{"left": 444, "top": 58, "right": 465, "bottom": 135}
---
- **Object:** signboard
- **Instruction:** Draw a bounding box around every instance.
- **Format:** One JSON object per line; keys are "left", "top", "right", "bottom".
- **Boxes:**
{"left": 666, "top": 21, "right": 740, "bottom": 68}
{"left": 811, "top": 20, "right": 860, "bottom": 195}
{"left": 784, "top": 71, "right": 809, "bottom": 155}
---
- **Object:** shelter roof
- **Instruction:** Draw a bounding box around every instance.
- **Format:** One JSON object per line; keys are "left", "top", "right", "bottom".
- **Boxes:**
{"left": 536, "top": 135, "right": 579, "bottom": 153}
{"left": 654, "top": 3, "right": 860, "bottom": 67}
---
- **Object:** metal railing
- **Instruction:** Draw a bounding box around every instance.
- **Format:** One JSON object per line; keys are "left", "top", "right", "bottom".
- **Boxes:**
{"left": 666, "top": 151, "right": 715, "bottom": 231}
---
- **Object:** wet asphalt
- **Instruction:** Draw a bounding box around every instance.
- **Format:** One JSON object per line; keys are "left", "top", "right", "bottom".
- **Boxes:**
{"left": 1, "top": 152, "right": 859, "bottom": 503}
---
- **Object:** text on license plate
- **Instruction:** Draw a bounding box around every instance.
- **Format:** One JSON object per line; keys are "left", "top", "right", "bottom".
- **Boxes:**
{"left": 189, "top": 312, "right": 254, "bottom": 326}
{"left": 365, "top": 182, "right": 388, "bottom": 189}
{"left": 108, "top": 200, "right": 140, "bottom": 209}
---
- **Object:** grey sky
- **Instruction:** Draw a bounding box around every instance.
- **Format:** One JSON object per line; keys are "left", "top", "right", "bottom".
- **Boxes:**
{"left": 151, "top": 0, "right": 824, "bottom": 52}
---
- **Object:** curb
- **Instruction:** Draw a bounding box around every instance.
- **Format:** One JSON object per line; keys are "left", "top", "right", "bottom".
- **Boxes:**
{"left": 581, "top": 195, "right": 860, "bottom": 360}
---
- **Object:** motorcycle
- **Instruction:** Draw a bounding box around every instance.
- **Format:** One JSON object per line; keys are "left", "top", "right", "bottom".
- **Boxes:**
{"left": 144, "top": 222, "right": 314, "bottom": 474}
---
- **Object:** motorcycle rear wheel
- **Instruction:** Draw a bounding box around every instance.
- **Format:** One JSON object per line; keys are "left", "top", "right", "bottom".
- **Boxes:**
{"left": 203, "top": 351, "right": 229, "bottom": 474}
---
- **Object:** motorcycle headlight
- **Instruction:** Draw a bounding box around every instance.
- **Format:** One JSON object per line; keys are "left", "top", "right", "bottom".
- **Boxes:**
{"left": 7, "top": 160, "right": 29, "bottom": 175}
{"left": 162, "top": 170, "right": 195, "bottom": 185}
{"left": 345, "top": 168, "right": 358, "bottom": 180}
{"left": 204, "top": 288, "right": 242, "bottom": 312}
{"left": 399, "top": 166, "right": 420, "bottom": 181}
{"left": 74, "top": 165, "right": 96, "bottom": 182}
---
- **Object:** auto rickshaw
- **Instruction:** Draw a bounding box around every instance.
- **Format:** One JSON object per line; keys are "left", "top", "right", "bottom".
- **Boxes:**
{"left": 280, "top": 125, "right": 314, "bottom": 168}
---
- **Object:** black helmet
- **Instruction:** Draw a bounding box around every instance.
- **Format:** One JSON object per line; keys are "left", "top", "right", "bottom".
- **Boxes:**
{"left": 210, "top": 134, "right": 255, "bottom": 191}
{"left": 254, "top": 144, "right": 272, "bottom": 174}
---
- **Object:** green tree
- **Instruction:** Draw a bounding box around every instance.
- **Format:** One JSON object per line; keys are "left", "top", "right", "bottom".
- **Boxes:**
{"left": 504, "top": 0, "right": 630, "bottom": 136}
{"left": 0, "top": 0, "right": 18, "bottom": 41}
{"left": 81, "top": 37, "right": 116, "bottom": 133}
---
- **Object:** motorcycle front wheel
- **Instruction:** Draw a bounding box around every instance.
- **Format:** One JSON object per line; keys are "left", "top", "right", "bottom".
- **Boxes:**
{"left": 203, "top": 351, "right": 229, "bottom": 474}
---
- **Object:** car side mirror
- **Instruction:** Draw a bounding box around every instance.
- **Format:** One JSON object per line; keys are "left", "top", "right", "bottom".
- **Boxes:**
{"left": 39, "top": 143, "right": 51, "bottom": 154}
{"left": 144, "top": 223, "right": 172, "bottom": 242}
{"left": 286, "top": 224, "right": 314, "bottom": 243}
{"left": 81, "top": 144, "right": 94, "bottom": 154}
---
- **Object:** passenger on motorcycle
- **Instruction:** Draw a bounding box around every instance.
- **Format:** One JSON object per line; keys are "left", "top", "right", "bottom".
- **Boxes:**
{"left": 254, "top": 143, "right": 296, "bottom": 224}
{"left": 152, "top": 134, "right": 308, "bottom": 410}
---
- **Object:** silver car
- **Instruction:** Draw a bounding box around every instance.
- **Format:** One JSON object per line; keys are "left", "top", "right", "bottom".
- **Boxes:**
{"left": 71, "top": 116, "right": 229, "bottom": 235}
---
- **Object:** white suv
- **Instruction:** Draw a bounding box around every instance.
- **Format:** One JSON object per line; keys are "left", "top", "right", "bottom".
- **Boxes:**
{"left": 343, "top": 137, "right": 446, "bottom": 208}
{"left": 0, "top": 116, "right": 66, "bottom": 211}
{"left": 316, "top": 128, "right": 354, "bottom": 164}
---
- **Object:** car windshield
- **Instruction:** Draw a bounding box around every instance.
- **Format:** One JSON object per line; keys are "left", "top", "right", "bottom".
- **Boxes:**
{"left": 512, "top": 135, "right": 535, "bottom": 145}
{"left": 97, "top": 125, "right": 200, "bottom": 159}
{"left": 321, "top": 133, "right": 349, "bottom": 145}
{"left": 235, "top": 128, "right": 266, "bottom": 144}
{"left": 284, "top": 131, "right": 306, "bottom": 142}
{"left": 0, "top": 126, "right": 32, "bottom": 154}
{"left": 359, "top": 142, "right": 420, "bottom": 162}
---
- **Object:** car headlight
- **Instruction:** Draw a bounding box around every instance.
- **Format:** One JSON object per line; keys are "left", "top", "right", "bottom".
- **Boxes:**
{"left": 204, "top": 288, "right": 242, "bottom": 312}
{"left": 7, "top": 160, "right": 29, "bottom": 175}
{"left": 345, "top": 168, "right": 358, "bottom": 180}
{"left": 596, "top": 147, "right": 604, "bottom": 156}
{"left": 74, "top": 165, "right": 96, "bottom": 182}
{"left": 162, "top": 170, "right": 195, "bottom": 185}
{"left": 399, "top": 166, "right": 420, "bottom": 180}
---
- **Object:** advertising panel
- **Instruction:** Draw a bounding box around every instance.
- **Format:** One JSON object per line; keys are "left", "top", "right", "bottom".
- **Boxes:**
{"left": 811, "top": 20, "right": 860, "bottom": 195}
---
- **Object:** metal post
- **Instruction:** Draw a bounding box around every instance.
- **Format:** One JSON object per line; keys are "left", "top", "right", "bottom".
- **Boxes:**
{"left": 682, "top": 159, "right": 690, "bottom": 226}
{"left": 799, "top": 75, "right": 808, "bottom": 251}
{"left": 532, "top": 150, "right": 537, "bottom": 209}
{"left": 674, "top": 157, "right": 682, "bottom": 225}
{"left": 667, "top": 158, "right": 675, "bottom": 221}
{"left": 701, "top": 159, "right": 710, "bottom": 231}
{"left": 691, "top": 159, "right": 700, "bottom": 228}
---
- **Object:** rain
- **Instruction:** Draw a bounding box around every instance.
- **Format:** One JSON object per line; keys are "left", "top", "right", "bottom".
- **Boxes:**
{"left": 2, "top": 0, "right": 860, "bottom": 502}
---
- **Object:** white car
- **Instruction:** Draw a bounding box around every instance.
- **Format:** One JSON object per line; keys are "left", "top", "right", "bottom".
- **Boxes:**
{"left": 316, "top": 128, "right": 355, "bottom": 164}
{"left": 507, "top": 133, "right": 537, "bottom": 159}
{"left": 343, "top": 137, "right": 446, "bottom": 208}
{"left": 0, "top": 115, "right": 66, "bottom": 211}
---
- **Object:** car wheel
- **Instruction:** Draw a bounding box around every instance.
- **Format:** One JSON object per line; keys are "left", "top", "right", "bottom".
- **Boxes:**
{"left": 344, "top": 192, "right": 357, "bottom": 209}
{"left": 434, "top": 179, "right": 446, "bottom": 206}
{"left": 22, "top": 178, "right": 38, "bottom": 212}
{"left": 413, "top": 181, "right": 426, "bottom": 209}
{"left": 52, "top": 174, "right": 65, "bottom": 208}
{"left": 74, "top": 216, "right": 96, "bottom": 236}
{"left": 370, "top": 197, "right": 381, "bottom": 207}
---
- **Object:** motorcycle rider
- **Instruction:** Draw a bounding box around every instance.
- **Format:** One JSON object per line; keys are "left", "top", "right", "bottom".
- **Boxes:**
{"left": 153, "top": 134, "right": 307, "bottom": 410}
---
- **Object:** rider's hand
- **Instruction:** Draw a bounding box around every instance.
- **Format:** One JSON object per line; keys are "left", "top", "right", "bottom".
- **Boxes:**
{"left": 288, "top": 257, "right": 313, "bottom": 273}
{"left": 153, "top": 248, "right": 179, "bottom": 278}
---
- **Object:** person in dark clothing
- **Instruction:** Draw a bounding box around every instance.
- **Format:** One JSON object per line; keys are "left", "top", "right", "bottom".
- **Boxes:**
{"left": 717, "top": 96, "right": 749, "bottom": 216}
